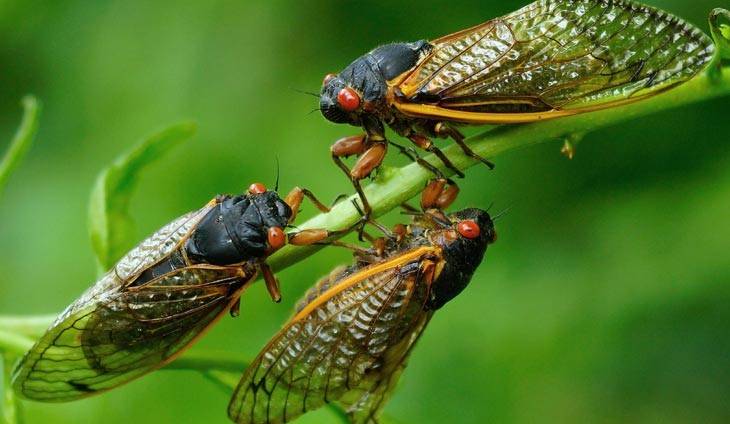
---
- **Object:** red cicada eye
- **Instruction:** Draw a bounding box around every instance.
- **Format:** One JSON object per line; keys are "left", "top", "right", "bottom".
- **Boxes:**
{"left": 322, "top": 73, "right": 336, "bottom": 86}
{"left": 457, "top": 220, "right": 481, "bottom": 239}
{"left": 248, "top": 182, "right": 267, "bottom": 194}
{"left": 267, "top": 227, "right": 286, "bottom": 250}
{"left": 337, "top": 87, "right": 361, "bottom": 112}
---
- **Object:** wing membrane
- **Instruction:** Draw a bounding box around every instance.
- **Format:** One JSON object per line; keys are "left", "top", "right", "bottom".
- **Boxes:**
{"left": 396, "top": 0, "right": 714, "bottom": 120}
{"left": 13, "top": 266, "right": 246, "bottom": 401}
{"left": 228, "top": 253, "right": 436, "bottom": 424}
{"left": 11, "top": 202, "right": 248, "bottom": 401}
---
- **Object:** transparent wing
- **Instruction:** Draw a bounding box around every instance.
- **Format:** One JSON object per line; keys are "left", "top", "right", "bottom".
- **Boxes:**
{"left": 397, "top": 0, "right": 714, "bottom": 116}
{"left": 343, "top": 313, "right": 431, "bottom": 424}
{"left": 13, "top": 265, "right": 246, "bottom": 401}
{"left": 113, "top": 204, "right": 213, "bottom": 281}
{"left": 228, "top": 259, "right": 432, "bottom": 424}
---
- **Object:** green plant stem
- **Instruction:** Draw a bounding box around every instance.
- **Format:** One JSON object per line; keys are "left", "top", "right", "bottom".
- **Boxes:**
{"left": 164, "top": 351, "right": 247, "bottom": 373}
{"left": 0, "top": 96, "right": 41, "bottom": 196}
{"left": 2, "top": 354, "right": 22, "bottom": 424}
{"left": 0, "top": 316, "right": 57, "bottom": 341}
{"left": 0, "top": 331, "right": 34, "bottom": 357}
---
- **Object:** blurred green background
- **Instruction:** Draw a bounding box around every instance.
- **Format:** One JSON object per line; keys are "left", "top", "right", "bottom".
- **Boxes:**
{"left": 1, "top": 0, "right": 729, "bottom": 422}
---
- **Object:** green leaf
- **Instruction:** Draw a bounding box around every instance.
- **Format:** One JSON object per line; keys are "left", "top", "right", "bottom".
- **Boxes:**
{"left": 0, "top": 96, "right": 41, "bottom": 197}
{"left": 88, "top": 122, "right": 197, "bottom": 271}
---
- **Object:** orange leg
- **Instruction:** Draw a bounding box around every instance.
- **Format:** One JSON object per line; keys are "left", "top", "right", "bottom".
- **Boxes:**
{"left": 260, "top": 263, "right": 281, "bottom": 303}
{"left": 284, "top": 186, "right": 331, "bottom": 223}
{"left": 288, "top": 200, "right": 369, "bottom": 246}
{"left": 409, "top": 133, "right": 465, "bottom": 178}
{"left": 420, "top": 178, "right": 460, "bottom": 210}
{"left": 330, "top": 133, "right": 386, "bottom": 218}
{"left": 229, "top": 298, "right": 241, "bottom": 317}
{"left": 434, "top": 123, "right": 494, "bottom": 169}
{"left": 388, "top": 140, "right": 447, "bottom": 180}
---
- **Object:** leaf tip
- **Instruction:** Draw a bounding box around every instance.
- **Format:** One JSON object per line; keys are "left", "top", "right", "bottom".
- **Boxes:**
{"left": 174, "top": 121, "right": 198, "bottom": 136}
{"left": 20, "top": 95, "right": 40, "bottom": 112}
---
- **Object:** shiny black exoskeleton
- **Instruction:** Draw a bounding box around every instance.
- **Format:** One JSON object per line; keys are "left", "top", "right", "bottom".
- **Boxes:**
{"left": 185, "top": 192, "right": 292, "bottom": 265}
{"left": 320, "top": 41, "right": 432, "bottom": 125}
{"left": 428, "top": 207, "right": 495, "bottom": 310}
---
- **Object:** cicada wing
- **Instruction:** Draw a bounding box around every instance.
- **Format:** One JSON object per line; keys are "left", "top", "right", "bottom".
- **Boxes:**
{"left": 396, "top": 0, "right": 714, "bottom": 122}
{"left": 228, "top": 254, "right": 435, "bottom": 424}
{"left": 12, "top": 265, "right": 247, "bottom": 401}
{"left": 114, "top": 204, "right": 214, "bottom": 281}
{"left": 11, "top": 204, "right": 221, "bottom": 401}
{"left": 343, "top": 313, "right": 432, "bottom": 424}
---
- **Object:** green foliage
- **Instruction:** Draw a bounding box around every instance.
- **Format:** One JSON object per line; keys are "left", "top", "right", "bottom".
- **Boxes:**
{"left": 0, "top": 96, "right": 40, "bottom": 197}
{"left": 0, "top": 95, "right": 39, "bottom": 424}
{"left": 88, "top": 122, "right": 196, "bottom": 272}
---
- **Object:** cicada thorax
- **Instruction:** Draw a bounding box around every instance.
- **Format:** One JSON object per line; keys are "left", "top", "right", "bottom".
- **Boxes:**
{"left": 185, "top": 192, "right": 292, "bottom": 266}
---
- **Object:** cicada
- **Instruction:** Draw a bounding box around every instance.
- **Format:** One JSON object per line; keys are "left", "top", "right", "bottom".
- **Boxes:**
{"left": 12, "top": 183, "right": 334, "bottom": 401}
{"left": 321, "top": 0, "right": 715, "bottom": 210}
{"left": 228, "top": 205, "right": 497, "bottom": 424}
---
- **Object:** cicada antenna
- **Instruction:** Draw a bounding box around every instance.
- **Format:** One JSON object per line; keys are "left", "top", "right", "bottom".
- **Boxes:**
{"left": 492, "top": 205, "right": 512, "bottom": 221}
{"left": 274, "top": 156, "right": 280, "bottom": 192}
{"left": 289, "top": 87, "right": 320, "bottom": 98}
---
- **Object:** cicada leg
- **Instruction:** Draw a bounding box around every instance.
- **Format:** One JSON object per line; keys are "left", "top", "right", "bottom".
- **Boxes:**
{"left": 388, "top": 140, "right": 448, "bottom": 180}
{"left": 260, "top": 263, "right": 281, "bottom": 303}
{"left": 434, "top": 123, "right": 495, "bottom": 169}
{"left": 330, "top": 133, "right": 385, "bottom": 219}
{"left": 229, "top": 298, "right": 241, "bottom": 317}
{"left": 284, "top": 186, "right": 332, "bottom": 223}
{"left": 288, "top": 213, "right": 367, "bottom": 246}
{"left": 408, "top": 133, "right": 465, "bottom": 178}
{"left": 420, "top": 178, "right": 459, "bottom": 210}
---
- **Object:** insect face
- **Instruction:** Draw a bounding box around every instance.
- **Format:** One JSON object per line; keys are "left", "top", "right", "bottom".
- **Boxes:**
{"left": 320, "top": 74, "right": 361, "bottom": 124}
{"left": 427, "top": 207, "right": 496, "bottom": 309}
{"left": 320, "top": 41, "right": 432, "bottom": 127}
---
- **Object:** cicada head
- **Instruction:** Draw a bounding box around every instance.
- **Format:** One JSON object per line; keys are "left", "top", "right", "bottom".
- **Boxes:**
{"left": 426, "top": 207, "right": 496, "bottom": 310}
{"left": 320, "top": 41, "right": 431, "bottom": 126}
{"left": 319, "top": 71, "right": 367, "bottom": 125}
{"left": 185, "top": 183, "right": 292, "bottom": 265}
